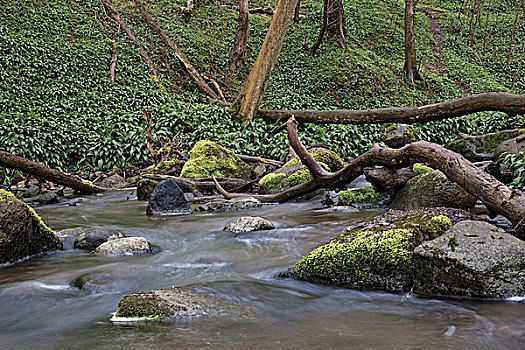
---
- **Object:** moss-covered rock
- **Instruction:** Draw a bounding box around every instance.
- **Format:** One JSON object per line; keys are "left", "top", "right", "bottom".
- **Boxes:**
{"left": 0, "top": 189, "right": 62, "bottom": 264}
{"left": 258, "top": 149, "right": 344, "bottom": 194}
{"left": 446, "top": 128, "right": 525, "bottom": 162}
{"left": 292, "top": 212, "right": 452, "bottom": 292}
{"left": 136, "top": 178, "right": 159, "bottom": 201}
{"left": 180, "top": 141, "right": 250, "bottom": 179}
{"left": 412, "top": 163, "right": 433, "bottom": 175}
{"left": 391, "top": 170, "right": 477, "bottom": 210}
{"left": 337, "top": 186, "right": 378, "bottom": 205}
{"left": 143, "top": 159, "right": 185, "bottom": 176}
{"left": 380, "top": 123, "right": 415, "bottom": 148}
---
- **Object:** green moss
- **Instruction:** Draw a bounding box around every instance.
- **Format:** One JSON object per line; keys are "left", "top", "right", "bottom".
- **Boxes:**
{"left": 0, "top": 189, "right": 16, "bottom": 204}
{"left": 412, "top": 163, "right": 433, "bottom": 175}
{"left": 405, "top": 170, "right": 447, "bottom": 194}
{"left": 338, "top": 186, "right": 378, "bottom": 205}
{"left": 258, "top": 173, "right": 287, "bottom": 193}
{"left": 27, "top": 206, "right": 55, "bottom": 236}
{"left": 287, "top": 168, "right": 313, "bottom": 187}
{"left": 447, "top": 236, "right": 458, "bottom": 252}
{"left": 81, "top": 179, "right": 94, "bottom": 188}
{"left": 284, "top": 150, "right": 344, "bottom": 172}
{"left": 143, "top": 160, "right": 184, "bottom": 175}
{"left": 293, "top": 214, "right": 452, "bottom": 287}
{"left": 114, "top": 294, "right": 172, "bottom": 319}
{"left": 180, "top": 140, "right": 250, "bottom": 179}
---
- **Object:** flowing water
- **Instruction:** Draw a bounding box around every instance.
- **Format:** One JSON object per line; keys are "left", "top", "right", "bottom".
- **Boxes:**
{"left": 0, "top": 191, "right": 523, "bottom": 349}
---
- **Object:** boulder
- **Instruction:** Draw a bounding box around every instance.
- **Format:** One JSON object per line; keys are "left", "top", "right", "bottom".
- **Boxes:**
{"left": 180, "top": 141, "right": 251, "bottom": 179}
{"left": 98, "top": 174, "right": 128, "bottom": 189}
{"left": 413, "top": 220, "right": 525, "bottom": 298}
{"left": 364, "top": 167, "right": 416, "bottom": 194}
{"left": 193, "top": 197, "right": 261, "bottom": 212}
{"left": 258, "top": 148, "right": 344, "bottom": 194}
{"left": 391, "top": 170, "right": 477, "bottom": 210}
{"left": 0, "top": 189, "right": 62, "bottom": 264}
{"left": 292, "top": 211, "right": 453, "bottom": 292}
{"left": 337, "top": 186, "right": 378, "bottom": 205}
{"left": 494, "top": 133, "right": 525, "bottom": 161}
{"left": 142, "top": 159, "right": 185, "bottom": 176}
{"left": 23, "top": 191, "right": 60, "bottom": 205}
{"left": 71, "top": 227, "right": 126, "bottom": 250}
{"left": 146, "top": 179, "right": 191, "bottom": 216}
{"left": 447, "top": 128, "right": 525, "bottom": 162}
{"left": 93, "top": 237, "right": 154, "bottom": 256}
{"left": 111, "top": 284, "right": 253, "bottom": 323}
{"left": 224, "top": 216, "right": 275, "bottom": 233}
{"left": 137, "top": 178, "right": 159, "bottom": 201}
{"left": 380, "top": 123, "right": 415, "bottom": 148}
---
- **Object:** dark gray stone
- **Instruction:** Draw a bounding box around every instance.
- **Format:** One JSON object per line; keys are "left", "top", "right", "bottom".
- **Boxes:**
{"left": 23, "top": 191, "right": 60, "bottom": 204}
{"left": 0, "top": 190, "right": 62, "bottom": 264}
{"left": 137, "top": 178, "right": 159, "bottom": 201}
{"left": 146, "top": 179, "right": 190, "bottom": 216}
{"left": 391, "top": 170, "right": 477, "bottom": 210}
{"left": 494, "top": 133, "right": 525, "bottom": 161}
{"left": 72, "top": 227, "right": 125, "bottom": 250}
{"left": 413, "top": 220, "right": 525, "bottom": 298}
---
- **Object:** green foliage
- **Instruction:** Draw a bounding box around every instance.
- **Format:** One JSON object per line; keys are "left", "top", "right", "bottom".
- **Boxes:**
{"left": 501, "top": 152, "right": 525, "bottom": 190}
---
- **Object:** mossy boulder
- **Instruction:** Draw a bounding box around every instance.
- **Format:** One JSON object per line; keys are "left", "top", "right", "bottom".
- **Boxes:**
{"left": 380, "top": 123, "right": 415, "bottom": 148}
{"left": 337, "top": 186, "right": 378, "bottom": 205}
{"left": 0, "top": 189, "right": 62, "bottom": 264}
{"left": 447, "top": 128, "right": 525, "bottom": 162}
{"left": 391, "top": 170, "right": 477, "bottom": 210}
{"left": 143, "top": 159, "right": 185, "bottom": 176}
{"left": 258, "top": 149, "right": 344, "bottom": 194}
{"left": 136, "top": 178, "right": 159, "bottom": 201}
{"left": 292, "top": 212, "right": 452, "bottom": 292}
{"left": 412, "top": 163, "right": 433, "bottom": 175}
{"left": 180, "top": 141, "right": 250, "bottom": 179}
{"left": 413, "top": 220, "right": 525, "bottom": 298}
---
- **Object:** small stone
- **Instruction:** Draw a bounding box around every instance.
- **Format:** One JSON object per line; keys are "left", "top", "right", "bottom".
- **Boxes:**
{"left": 93, "top": 237, "right": 154, "bottom": 256}
{"left": 224, "top": 216, "right": 275, "bottom": 233}
{"left": 193, "top": 197, "right": 261, "bottom": 212}
{"left": 146, "top": 179, "right": 191, "bottom": 216}
{"left": 98, "top": 174, "right": 128, "bottom": 189}
{"left": 72, "top": 227, "right": 126, "bottom": 250}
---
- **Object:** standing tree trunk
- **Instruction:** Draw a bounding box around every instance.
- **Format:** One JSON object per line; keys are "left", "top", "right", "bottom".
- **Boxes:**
{"left": 230, "top": 0, "right": 249, "bottom": 71}
{"left": 233, "top": 0, "right": 300, "bottom": 122}
{"left": 310, "top": 0, "right": 346, "bottom": 55}
{"left": 404, "top": 0, "right": 421, "bottom": 85}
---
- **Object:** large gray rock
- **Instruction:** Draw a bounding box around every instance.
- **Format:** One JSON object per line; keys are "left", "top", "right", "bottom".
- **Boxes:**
{"left": 146, "top": 179, "right": 190, "bottom": 215}
{"left": 0, "top": 189, "right": 62, "bottom": 264}
{"left": 391, "top": 170, "right": 477, "bottom": 210}
{"left": 98, "top": 174, "right": 128, "bottom": 189}
{"left": 93, "top": 237, "right": 154, "bottom": 256}
{"left": 111, "top": 284, "right": 255, "bottom": 322}
{"left": 494, "top": 133, "right": 525, "bottom": 161}
{"left": 224, "top": 216, "right": 275, "bottom": 233}
{"left": 413, "top": 220, "right": 525, "bottom": 298}
{"left": 137, "top": 178, "right": 159, "bottom": 201}
{"left": 71, "top": 227, "right": 126, "bottom": 250}
{"left": 23, "top": 191, "right": 60, "bottom": 205}
{"left": 194, "top": 197, "right": 261, "bottom": 212}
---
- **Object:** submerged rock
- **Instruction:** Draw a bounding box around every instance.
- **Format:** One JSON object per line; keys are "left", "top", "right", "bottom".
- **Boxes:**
{"left": 111, "top": 284, "right": 254, "bottom": 323}
{"left": 0, "top": 189, "right": 62, "bottom": 264}
{"left": 391, "top": 170, "right": 477, "bottom": 210}
{"left": 224, "top": 216, "right": 275, "bottom": 233}
{"left": 93, "top": 237, "right": 155, "bottom": 256}
{"left": 413, "top": 220, "right": 525, "bottom": 298}
{"left": 71, "top": 227, "right": 126, "bottom": 250}
{"left": 137, "top": 178, "right": 159, "bottom": 201}
{"left": 194, "top": 197, "right": 261, "bottom": 212}
{"left": 258, "top": 148, "right": 344, "bottom": 194}
{"left": 180, "top": 140, "right": 250, "bottom": 179}
{"left": 146, "top": 179, "right": 191, "bottom": 216}
{"left": 292, "top": 211, "right": 453, "bottom": 292}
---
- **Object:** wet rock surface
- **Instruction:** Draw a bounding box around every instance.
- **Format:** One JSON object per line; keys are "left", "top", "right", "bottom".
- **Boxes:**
{"left": 98, "top": 174, "right": 129, "bottom": 189}
{"left": 93, "top": 237, "right": 155, "bottom": 256}
{"left": 137, "top": 178, "right": 159, "bottom": 201}
{"left": 224, "top": 216, "right": 275, "bottom": 233}
{"left": 0, "top": 189, "right": 62, "bottom": 264}
{"left": 413, "top": 220, "right": 525, "bottom": 298}
{"left": 71, "top": 227, "right": 126, "bottom": 250}
{"left": 146, "top": 179, "right": 190, "bottom": 216}
{"left": 194, "top": 197, "right": 261, "bottom": 212}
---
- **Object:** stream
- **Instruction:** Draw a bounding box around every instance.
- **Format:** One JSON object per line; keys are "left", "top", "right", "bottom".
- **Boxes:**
{"left": 0, "top": 190, "right": 523, "bottom": 349}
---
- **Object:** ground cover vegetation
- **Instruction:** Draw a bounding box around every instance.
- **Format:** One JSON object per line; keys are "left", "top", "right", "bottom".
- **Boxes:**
{"left": 0, "top": 0, "right": 524, "bottom": 173}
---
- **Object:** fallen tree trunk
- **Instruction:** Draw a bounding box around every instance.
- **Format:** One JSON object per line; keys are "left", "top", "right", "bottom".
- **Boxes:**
{"left": 236, "top": 154, "right": 284, "bottom": 167}
{"left": 202, "top": 92, "right": 525, "bottom": 125}
{"left": 144, "top": 175, "right": 249, "bottom": 193}
{"left": 0, "top": 151, "right": 106, "bottom": 194}
{"left": 133, "top": 0, "right": 219, "bottom": 100}
{"left": 214, "top": 118, "right": 525, "bottom": 234}
{"left": 101, "top": 0, "right": 160, "bottom": 82}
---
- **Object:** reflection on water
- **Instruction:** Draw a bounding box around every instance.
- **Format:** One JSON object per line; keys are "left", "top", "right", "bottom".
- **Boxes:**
{"left": 0, "top": 191, "right": 523, "bottom": 350}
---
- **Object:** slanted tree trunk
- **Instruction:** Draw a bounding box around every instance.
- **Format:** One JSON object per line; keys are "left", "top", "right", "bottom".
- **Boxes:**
{"left": 404, "top": 0, "right": 421, "bottom": 85}
{"left": 230, "top": 0, "right": 249, "bottom": 71}
{"left": 213, "top": 118, "right": 525, "bottom": 235}
{"left": 233, "top": 0, "right": 300, "bottom": 122}
{"left": 0, "top": 151, "right": 106, "bottom": 194}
